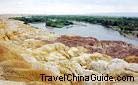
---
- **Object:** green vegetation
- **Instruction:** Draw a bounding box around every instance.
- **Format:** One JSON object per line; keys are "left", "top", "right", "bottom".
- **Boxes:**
{"left": 46, "top": 19, "right": 73, "bottom": 28}
{"left": 12, "top": 16, "right": 73, "bottom": 28}
{"left": 45, "top": 15, "right": 138, "bottom": 32}
{"left": 12, "top": 15, "right": 138, "bottom": 37}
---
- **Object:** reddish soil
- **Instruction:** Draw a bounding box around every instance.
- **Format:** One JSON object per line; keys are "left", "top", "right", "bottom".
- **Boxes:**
{"left": 55, "top": 35, "right": 138, "bottom": 58}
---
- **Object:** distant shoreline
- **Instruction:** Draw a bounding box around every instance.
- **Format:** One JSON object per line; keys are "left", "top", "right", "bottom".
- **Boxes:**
{"left": 1, "top": 12, "right": 138, "bottom": 18}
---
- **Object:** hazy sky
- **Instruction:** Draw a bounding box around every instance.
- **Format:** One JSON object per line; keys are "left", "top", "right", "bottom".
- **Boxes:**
{"left": 0, "top": 0, "right": 138, "bottom": 15}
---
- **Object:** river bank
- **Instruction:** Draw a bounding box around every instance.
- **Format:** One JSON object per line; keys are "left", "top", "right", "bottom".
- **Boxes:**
{"left": 111, "top": 26, "right": 138, "bottom": 39}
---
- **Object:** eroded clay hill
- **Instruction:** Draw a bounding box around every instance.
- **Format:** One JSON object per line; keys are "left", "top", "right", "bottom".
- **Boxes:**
{"left": 55, "top": 35, "right": 138, "bottom": 63}
{"left": 0, "top": 17, "right": 138, "bottom": 85}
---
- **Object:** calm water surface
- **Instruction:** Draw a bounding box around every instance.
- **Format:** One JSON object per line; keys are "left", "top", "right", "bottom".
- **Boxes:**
{"left": 29, "top": 22, "right": 138, "bottom": 45}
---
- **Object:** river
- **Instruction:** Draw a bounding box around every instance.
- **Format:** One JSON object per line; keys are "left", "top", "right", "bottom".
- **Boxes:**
{"left": 29, "top": 22, "right": 138, "bottom": 45}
